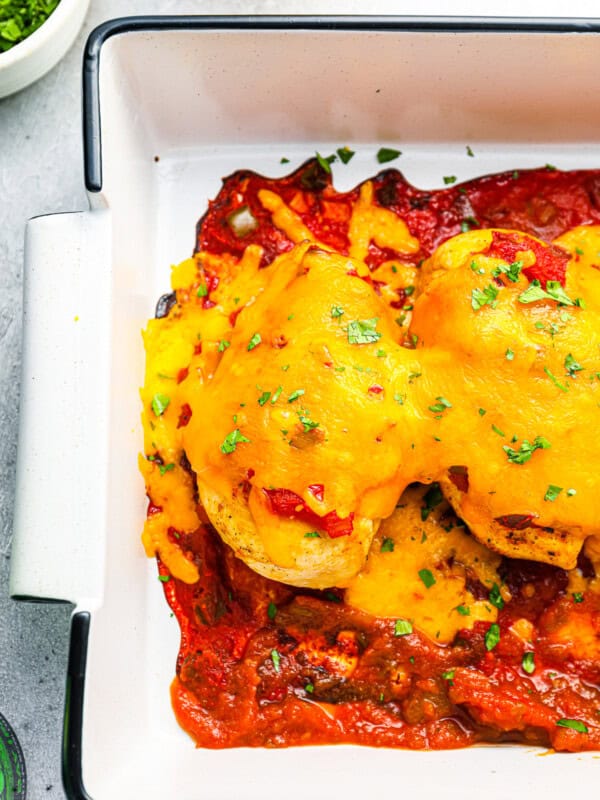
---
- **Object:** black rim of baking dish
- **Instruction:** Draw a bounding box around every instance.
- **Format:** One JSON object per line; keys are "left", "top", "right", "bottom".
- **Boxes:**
{"left": 72, "top": 13, "right": 600, "bottom": 800}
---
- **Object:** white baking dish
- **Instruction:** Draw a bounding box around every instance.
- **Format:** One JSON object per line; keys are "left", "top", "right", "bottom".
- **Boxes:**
{"left": 10, "top": 15, "right": 600, "bottom": 799}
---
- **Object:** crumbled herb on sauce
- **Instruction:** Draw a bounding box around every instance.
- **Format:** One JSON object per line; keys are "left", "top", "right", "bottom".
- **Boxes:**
{"left": 394, "top": 619, "right": 413, "bottom": 636}
{"left": 489, "top": 583, "right": 504, "bottom": 610}
{"left": 267, "top": 602, "right": 278, "bottom": 620}
{"left": 347, "top": 318, "right": 382, "bottom": 344}
{"left": 522, "top": 652, "right": 536, "bottom": 674}
{"left": 158, "top": 574, "right": 170, "bottom": 583}
{"left": 544, "top": 366, "right": 569, "bottom": 392}
{"left": 518, "top": 279, "right": 579, "bottom": 307}
{"left": 380, "top": 537, "right": 395, "bottom": 552}
{"left": 218, "top": 339, "right": 231, "bottom": 353}
{"left": 196, "top": 284, "right": 208, "bottom": 297}
{"left": 443, "top": 175, "right": 457, "bottom": 185}
{"left": 159, "top": 463, "right": 175, "bottom": 476}
{"left": 247, "top": 332, "right": 262, "bottom": 351}
{"left": 258, "top": 391, "right": 271, "bottom": 406}
{"left": 377, "top": 147, "right": 401, "bottom": 163}
{"left": 565, "top": 353, "right": 583, "bottom": 377}
{"left": 337, "top": 146, "right": 355, "bottom": 164}
{"left": 220, "top": 429, "right": 250, "bottom": 454}
{"left": 544, "top": 484, "right": 563, "bottom": 502}
{"left": 503, "top": 436, "right": 551, "bottom": 464}
{"left": 271, "top": 649, "right": 281, "bottom": 673}
{"left": 556, "top": 719, "right": 588, "bottom": 734}
{"left": 485, "top": 623, "right": 500, "bottom": 651}
{"left": 151, "top": 393, "right": 170, "bottom": 416}
{"left": 331, "top": 305, "right": 344, "bottom": 318}
{"left": 304, "top": 531, "right": 321, "bottom": 538}
{"left": 572, "top": 592, "right": 584, "bottom": 603}
{"left": 492, "top": 260, "right": 523, "bottom": 282}
{"left": 471, "top": 284, "right": 499, "bottom": 311}
{"left": 456, "top": 605, "right": 470, "bottom": 616}
{"left": 288, "top": 389, "right": 305, "bottom": 403}
{"left": 421, "top": 484, "right": 443, "bottom": 521}
{"left": 418, "top": 568, "right": 436, "bottom": 588}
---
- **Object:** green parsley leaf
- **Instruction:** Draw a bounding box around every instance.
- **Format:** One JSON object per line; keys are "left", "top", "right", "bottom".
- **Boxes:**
{"left": 376, "top": 348, "right": 387, "bottom": 358}
{"left": 544, "top": 366, "right": 569, "bottom": 392}
{"left": 271, "top": 386, "right": 283, "bottom": 404}
{"left": 544, "top": 484, "right": 563, "bottom": 502}
{"left": 258, "top": 391, "right": 271, "bottom": 406}
{"left": 247, "top": 332, "right": 262, "bottom": 351}
{"left": 466, "top": 145, "right": 475, "bottom": 157}
{"left": 522, "top": 651, "right": 536, "bottom": 674}
{"left": 394, "top": 392, "right": 405, "bottom": 405}
{"left": 304, "top": 531, "right": 321, "bottom": 538}
{"left": 518, "top": 279, "right": 577, "bottom": 307}
{"left": 489, "top": 583, "right": 504, "bottom": 610}
{"left": 158, "top": 463, "right": 175, "bottom": 476}
{"left": 196, "top": 284, "right": 208, "bottom": 297}
{"left": 218, "top": 339, "right": 230, "bottom": 353}
{"left": 267, "top": 602, "right": 277, "bottom": 619}
{"left": 305, "top": 682, "right": 315, "bottom": 693}
{"left": 565, "top": 353, "right": 583, "bottom": 377}
{"left": 380, "top": 537, "right": 395, "bottom": 553}
{"left": 456, "top": 605, "right": 470, "bottom": 616}
{"left": 471, "top": 284, "right": 499, "bottom": 311}
{"left": 394, "top": 618, "right": 413, "bottom": 636}
{"left": 331, "top": 305, "right": 344, "bottom": 318}
{"left": 484, "top": 623, "right": 501, "bottom": 651}
{"left": 220, "top": 429, "right": 250, "bottom": 454}
{"left": 297, "top": 412, "right": 319, "bottom": 433}
{"left": 443, "top": 175, "right": 457, "bottom": 185}
{"left": 505, "top": 348, "right": 515, "bottom": 361}
{"left": 572, "top": 591, "right": 584, "bottom": 603}
{"left": 492, "top": 260, "right": 523, "bottom": 283}
{"left": 418, "top": 568, "right": 436, "bottom": 588}
{"left": 377, "top": 147, "right": 401, "bottom": 163}
{"left": 503, "top": 435, "right": 551, "bottom": 464}
{"left": 442, "top": 669, "right": 456, "bottom": 681}
{"left": 158, "top": 574, "right": 170, "bottom": 582}
{"left": 491, "top": 424, "right": 505, "bottom": 437}
{"left": 316, "top": 152, "right": 336, "bottom": 173}
{"left": 151, "top": 393, "right": 170, "bottom": 416}
{"left": 271, "top": 649, "right": 281, "bottom": 673}
{"left": 556, "top": 718, "right": 588, "bottom": 734}
{"left": 347, "top": 318, "right": 382, "bottom": 344}
{"left": 546, "top": 163, "right": 557, "bottom": 171}
{"left": 280, "top": 156, "right": 290, "bottom": 164}
{"left": 287, "top": 389, "right": 305, "bottom": 403}
{"left": 337, "top": 146, "right": 355, "bottom": 164}
{"left": 478, "top": 408, "right": 487, "bottom": 416}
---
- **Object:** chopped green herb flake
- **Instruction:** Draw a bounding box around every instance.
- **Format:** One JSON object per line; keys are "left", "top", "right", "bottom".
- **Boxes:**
{"left": 492, "top": 260, "right": 523, "bottom": 283}
{"left": 478, "top": 408, "right": 487, "bottom": 416}
{"left": 218, "top": 339, "right": 231, "bottom": 353}
{"left": 503, "top": 435, "right": 551, "bottom": 465}
{"left": 347, "top": 318, "right": 382, "bottom": 344}
{"left": 522, "top": 652, "right": 536, "bottom": 674}
{"left": 421, "top": 483, "right": 443, "bottom": 521}
{"left": 380, "top": 537, "right": 395, "bottom": 553}
{"left": 151, "top": 393, "right": 170, "bottom": 417}
{"left": 337, "top": 146, "right": 355, "bottom": 164}
{"left": 305, "top": 682, "right": 315, "bottom": 693}
{"left": 316, "top": 151, "right": 335, "bottom": 173}
{"left": 485, "top": 623, "right": 501, "bottom": 651}
{"left": 280, "top": 157, "right": 290, "bottom": 164}
{"left": 572, "top": 592, "right": 584, "bottom": 603}
{"left": 196, "top": 284, "right": 208, "bottom": 297}
{"left": 565, "top": 353, "right": 583, "bottom": 377}
{"left": 418, "top": 568, "right": 436, "bottom": 588}
{"left": 271, "top": 649, "right": 281, "bottom": 673}
{"left": 220, "top": 429, "right": 250, "bottom": 454}
{"left": 271, "top": 386, "right": 283, "bottom": 404}
{"left": 544, "top": 366, "right": 569, "bottom": 392}
{"left": 394, "top": 393, "right": 405, "bottom": 405}
{"left": 556, "top": 719, "right": 588, "bottom": 734}
{"left": 258, "top": 391, "right": 271, "bottom": 406}
{"left": 377, "top": 147, "right": 401, "bottom": 163}
{"left": 518, "top": 279, "right": 577, "bottom": 307}
{"left": 442, "top": 669, "right": 456, "bottom": 681}
{"left": 158, "top": 574, "right": 170, "bottom": 583}
{"left": 247, "top": 332, "right": 262, "bottom": 351}
{"left": 489, "top": 583, "right": 505, "bottom": 610}
{"left": 158, "top": 463, "right": 175, "bottom": 476}
{"left": 544, "top": 484, "right": 563, "bottom": 502}
{"left": 376, "top": 349, "right": 387, "bottom": 358}
{"left": 443, "top": 175, "right": 457, "bottom": 185}
{"left": 331, "top": 305, "right": 344, "bottom": 318}
{"left": 267, "top": 602, "right": 277, "bottom": 620}
{"left": 394, "top": 618, "right": 413, "bottom": 636}
{"left": 288, "top": 389, "right": 305, "bottom": 403}
{"left": 304, "top": 531, "right": 321, "bottom": 538}
{"left": 471, "top": 284, "right": 499, "bottom": 311}
{"left": 297, "top": 412, "right": 320, "bottom": 432}
{"left": 466, "top": 145, "right": 475, "bottom": 157}
{"left": 491, "top": 424, "right": 505, "bottom": 437}
{"left": 456, "top": 605, "right": 470, "bottom": 616}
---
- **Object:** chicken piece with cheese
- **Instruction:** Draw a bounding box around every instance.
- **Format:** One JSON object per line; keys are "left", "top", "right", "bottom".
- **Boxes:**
{"left": 182, "top": 244, "right": 424, "bottom": 588}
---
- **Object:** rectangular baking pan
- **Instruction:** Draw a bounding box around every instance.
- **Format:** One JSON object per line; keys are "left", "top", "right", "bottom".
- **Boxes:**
{"left": 10, "top": 15, "right": 600, "bottom": 800}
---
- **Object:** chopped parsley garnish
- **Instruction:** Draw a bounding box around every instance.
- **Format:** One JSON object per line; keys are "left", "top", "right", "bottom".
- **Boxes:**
{"left": 456, "top": 605, "right": 470, "bottom": 616}
{"left": 316, "top": 151, "right": 336, "bottom": 173}
{"left": 503, "top": 435, "right": 551, "bottom": 464}
{"left": 297, "top": 412, "right": 319, "bottom": 432}
{"left": 151, "top": 393, "right": 170, "bottom": 416}
{"left": 220, "top": 429, "right": 250, "bottom": 454}
{"left": 347, "top": 318, "right": 382, "bottom": 344}
{"left": 377, "top": 147, "right": 401, "bottom": 163}
{"left": 271, "top": 386, "right": 283, "bottom": 404}
{"left": 572, "top": 591, "right": 584, "bottom": 603}
{"left": 267, "top": 602, "right": 278, "bottom": 620}
{"left": 280, "top": 157, "right": 290, "bottom": 163}
{"left": 421, "top": 483, "right": 443, "bottom": 521}
{"left": 288, "top": 389, "right": 305, "bottom": 403}
{"left": 196, "top": 283, "right": 208, "bottom": 297}
{"left": 158, "top": 463, "right": 175, "bottom": 476}
{"left": 331, "top": 305, "right": 344, "bottom": 318}
{"left": 556, "top": 719, "right": 588, "bottom": 734}
{"left": 418, "top": 568, "right": 436, "bottom": 588}
{"left": 247, "top": 332, "right": 262, "bottom": 351}
{"left": 337, "top": 146, "right": 355, "bottom": 164}
{"left": 442, "top": 669, "right": 456, "bottom": 682}
{"left": 271, "top": 649, "right": 281, "bottom": 673}
{"left": 505, "top": 348, "right": 515, "bottom": 361}
{"left": 158, "top": 574, "right": 170, "bottom": 582}
{"left": 575, "top": 246, "right": 585, "bottom": 256}
{"left": 492, "top": 260, "right": 523, "bottom": 283}
{"left": 484, "top": 623, "right": 500, "bottom": 651}
{"left": 428, "top": 396, "right": 452, "bottom": 413}
{"left": 544, "top": 484, "right": 563, "bottom": 502}
{"left": 565, "top": 353, "right": 583, "bottom": 377}
{"left": 461, "top": 216, "right": 478, "bottom": 232}
{"left": 218, "top": 339, "right": 230, "bottom": 353}
{"left": 258, "top": 391, "right": 271, "bottom": 406}
{"left": 376, "top": 348, "right": 387, "bottom": 358}
{"left": 394, "top": 392, "right": 405, "bottom": 405}
{"left": 546, "top": 163, "right": 557, "bottom": 171}
{"left": 522, "top": 652, "right": 536, "bottom": 675}
{"left": 491, "top": 424, "right": 505, "bottom": 437}
{"left": 305, "top": 682, "right": 315, "bottom": 693}
{"left": 443, "top": 175, "right": 457, "bottom": 185}
{"left": 380, "top": 537, "right": 395, "bottom": 552}
{"left": 471, "top": 284, "right": 499, "bottom": 311}
{"left": 489, "top": 583, "right": 504, "bottom": 610}
{"left": 518, "top": 279, "right": 578, "bottom": 307}
{"left": 394, "top": 619, "right": 413, "bottom": 636}
{"left": 466, "top": 145, "right": 475, "bottom": 157}
{"left": 479, "top": 408, "right": 487, "bottom": 416}
{"left": 304, "top": 531, "right": 321, "bottom": 538}
{"left": 544, "top": 366, "right": 568, "bottom": 392}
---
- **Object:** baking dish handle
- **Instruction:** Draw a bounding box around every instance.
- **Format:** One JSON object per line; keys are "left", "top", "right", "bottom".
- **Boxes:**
{"left": 10, "top": 210, "right": 111, "bottom": 608}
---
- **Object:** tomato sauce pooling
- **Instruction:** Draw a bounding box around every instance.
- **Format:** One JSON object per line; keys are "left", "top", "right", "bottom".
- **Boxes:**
{"left": 158, "top": 162, "right": 600, "bottom": 750}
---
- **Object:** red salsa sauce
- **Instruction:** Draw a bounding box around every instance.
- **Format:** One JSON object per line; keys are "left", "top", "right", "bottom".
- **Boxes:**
{"left": 160, "top": 161, "right": 600, "bottom": 750}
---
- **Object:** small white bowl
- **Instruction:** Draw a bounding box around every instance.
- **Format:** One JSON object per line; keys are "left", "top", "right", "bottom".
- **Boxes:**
{"left": 0, "top": 0, "right": 90, "bottom": 98}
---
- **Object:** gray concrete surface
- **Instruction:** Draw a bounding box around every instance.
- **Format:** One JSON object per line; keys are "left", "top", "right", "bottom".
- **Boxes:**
{"left": 1, "top": 0, "right": 600, "bottom": 798}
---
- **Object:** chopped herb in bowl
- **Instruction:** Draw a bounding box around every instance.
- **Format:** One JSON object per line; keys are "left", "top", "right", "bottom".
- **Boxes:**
{"left": 0, "top": 1, "right": 61, "bottom": 53}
